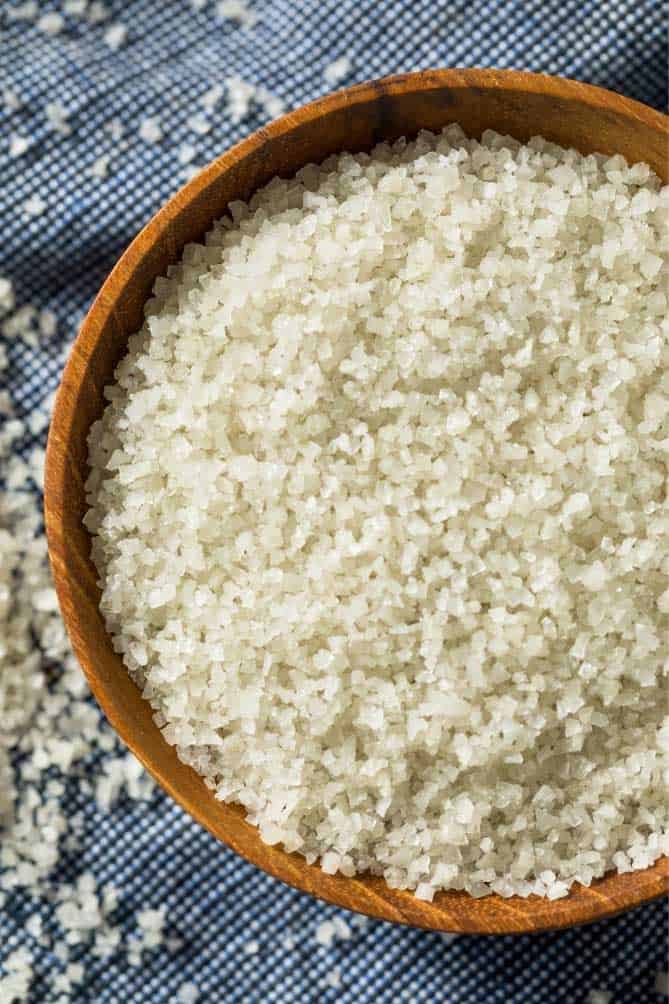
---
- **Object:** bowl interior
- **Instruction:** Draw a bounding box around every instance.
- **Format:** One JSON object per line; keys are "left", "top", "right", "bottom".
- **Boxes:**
{"left": 45, "top": 69, "right": 668, "bottom": 934}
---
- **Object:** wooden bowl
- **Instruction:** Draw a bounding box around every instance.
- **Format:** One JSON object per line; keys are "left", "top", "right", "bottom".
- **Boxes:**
{"left": 45, "top": 68, "right": 669, "bottom": 934}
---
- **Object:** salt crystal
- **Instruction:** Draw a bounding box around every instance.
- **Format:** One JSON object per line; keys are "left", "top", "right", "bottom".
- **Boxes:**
{"left": 6, "top": 1, "right": 38, "bottom": 21}
{"left": 180, "top": 165, "right": 202, "bottom": 182}
{"left": 186, "top": 113, "right": 211, "bottom": 136}
{"left": 24, "top": 195, "right": 46, "bottom": 217}
{"left": 9, "top": 133, "right": 30, "bottom": 158}
{"left": 39, "top": 308, "right": 57, "bottom": 337}
{"left": 325, "top": 967, "right": 341, "bottom": 989}
{"left": 37, "top": 11, "right": 64, "bottom": 34}
{"left": 139, "top": 118, "right": 162, "bottom": 144}
{"left": 200, "top": 84, "right": 223, "bottom": 110}
{"left": 314, "top": 921, "right": 336, "bottom": 947}
{"left": 45, "top": 101, "right": 71, "bottom": 135}
{"left": 177, "top": 983, "right": 199, "bottom": 1004}
{"left": 88, "top": 154, "right": 111, "bottom": 179}
{"left": 138, "top": 907, "right": 166, "bottom": 932}
{"left": 256, "top": 85, "right": 285, "bottom": 119}
{"left": 87, "top": 0, "right": 109, "bottom": 22}
{"left": 323, "top": 56, "right": 351, "bottom": 86}
{"left": 0, "top": 277, "right": 15, "bottom": 313}
{"left": 332, "top": 917, "right": 351, "bottom": 939}
{"left": 3, "top": 88, "right": 21, "bottom": 111}
{"left": 178, "top": 143, "right": 197, "bottom": 166}
{"left": 104, "top": 23, "right": 127, "bottom": 50}
{"left": 225, "top": 75, "right": 255, "bottom": 123}
{"left": 104, "top": 118, "right": 124, "bottom": 142}
{"left": 216, "top": 0, "right": 257, "bottom": 27}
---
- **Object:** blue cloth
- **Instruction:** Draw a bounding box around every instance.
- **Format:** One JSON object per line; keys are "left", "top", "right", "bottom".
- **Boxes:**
{"left": 1, "top": 1, "right": 667, "bottom": 1002}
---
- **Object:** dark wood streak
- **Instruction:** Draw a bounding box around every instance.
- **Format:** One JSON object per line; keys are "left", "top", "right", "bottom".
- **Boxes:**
{"left": 44, "top": 69, "right": 669, "bottom": 935}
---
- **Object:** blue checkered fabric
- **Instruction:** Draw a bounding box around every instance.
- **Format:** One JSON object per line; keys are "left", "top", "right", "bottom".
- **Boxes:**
{"left": 1, "top": 1, "right": 668, "bottom": 1002}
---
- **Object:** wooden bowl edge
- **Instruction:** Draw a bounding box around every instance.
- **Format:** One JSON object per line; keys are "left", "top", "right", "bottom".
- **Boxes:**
{"left": 44, "top": 68, "right": 669, "bottom": 934}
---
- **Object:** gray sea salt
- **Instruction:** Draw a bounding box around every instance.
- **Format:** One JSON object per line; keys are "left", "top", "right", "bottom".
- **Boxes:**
{"left": 86, "top": 127, "right": 669, "bottom": 901}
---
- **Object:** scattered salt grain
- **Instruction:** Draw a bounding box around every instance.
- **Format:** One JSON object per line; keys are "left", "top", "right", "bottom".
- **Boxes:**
{"left": 104, "top": 117, "right": 124, "bottom": 142}
{"left": 225, "top": 74, "right": 254, "bottom": 122}
{"left": 332, "top": 917, "right": 351, "bottom": 940}
{"left": 314, "top": 921, "right": 336, "bottom": 947}
{"left": 177, "top": 143, "right": 197, "bottom": 166}
{"left": 24, "top": 194, "right": 46, "bottom": 217}
{"left": 216, "top": 0, "right": 257, "bottom": 27}
{"left": 243, "top": 939, "right": 259, "bottom": 955}
{"left": 25, "top": 914, "right": 43, "bottom": 939}
{"left": 6, "top": 1, "right": 38, "bottom": 21}
{"left": 656, "top": 972, "right": 669, "bottom": 996}
{"left": 88, "top": 154, "right": 111, "bottom": 179}
{"left": 324, "top": 56, "right": 351, "bottom": 86}
{"left": 177, "top": 983, "right": 200, "bottom": 1004}
{"left": 186, "top": 112, "right": 211, "bottom": 135}
{"left": 180, "top": 164, "right": 202, "bottom": 182}
{"left": 586, "top": 992, "right": 612, "bottom": 1004}
{"left": 45, "top": 100, "right": 71, "bottom": 135}
{"left": 104, "top": 22, "right": 127, "bottom": 49}
{"left": 138, "top": 907, "right": 166, "bottom": 933}
{"left": 0, "top": 948, "right": 33, "bottom": 1001}
{"left": 87, "top": 0, "right": 109, "bottom": 22}
{"left": 3, "top": 88, "right": 21, "bottom": 111}
{"left": 200, "top": 84, "right": 224, "bottom": 110}
{"left": 29, "top": 446, "right": 46, "bottom": 489}
{"left": 139, "top": 117, "right": 162, "bottom": 144}
{"left": 64, "top": 0, "right": 88, "bottom": 14}
{"left": 28, "top": 407, "right": 50, "bottom": 436}
{"left": 9, "top": 133, "right": 30, "bottom": 158}
{"left": 324, "top": 967, "right": 341, "bottom": 989}
{"left": 37, "top": 11, "right": 65, "bottom": 34}
{"left": 0, "top": 277, "right": 14, "bottom": 313}
{"left": 255, "top": 84, "right": 285, "bottom": 119}
{"left": 38, "top": 308, "right": 57, "bottom": 338}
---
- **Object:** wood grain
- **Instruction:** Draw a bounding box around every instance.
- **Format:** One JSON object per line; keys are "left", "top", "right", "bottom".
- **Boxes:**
{"left": 44, "top": 69, "right": 669, "bottom": 934}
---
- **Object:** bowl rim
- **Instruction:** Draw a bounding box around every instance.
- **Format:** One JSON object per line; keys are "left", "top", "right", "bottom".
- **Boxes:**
{"left": 45, "top": 67, "right": 669, "bottom": 934}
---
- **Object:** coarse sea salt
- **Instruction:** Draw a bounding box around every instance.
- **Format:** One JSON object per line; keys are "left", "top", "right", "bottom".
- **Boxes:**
{"left": 86, "top": 127, "right": 669, "bottom": 901}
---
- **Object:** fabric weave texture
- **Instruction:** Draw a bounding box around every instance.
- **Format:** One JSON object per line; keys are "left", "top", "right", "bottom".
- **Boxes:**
{"left": 1, "top": 1, "right": 667, "bottom": 1001}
